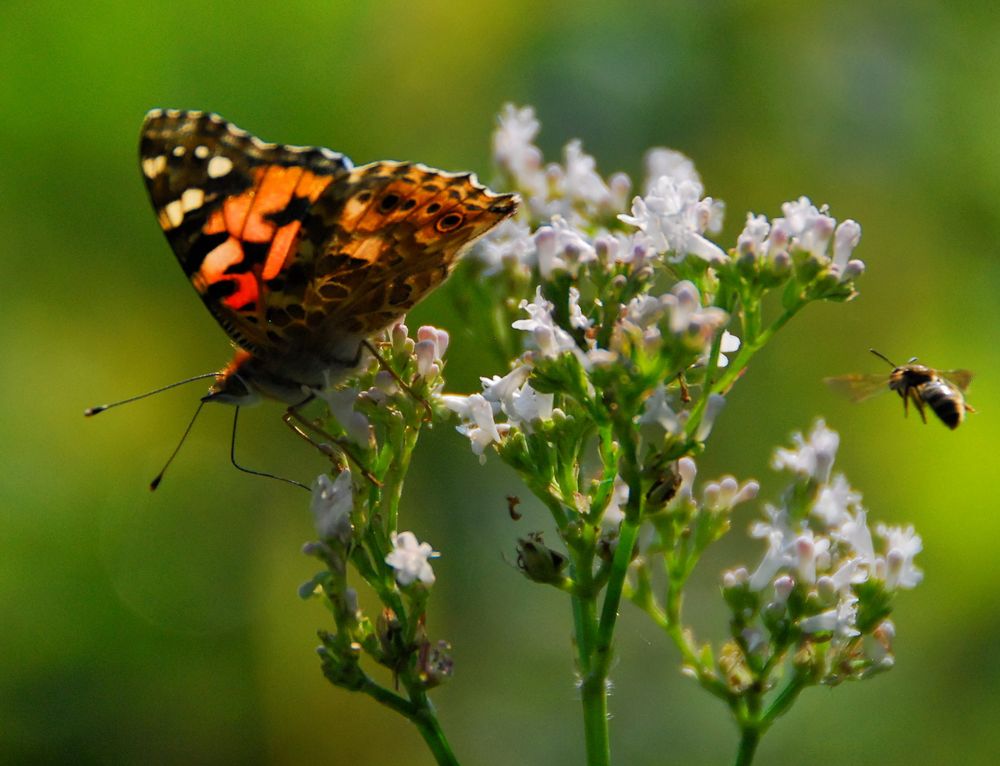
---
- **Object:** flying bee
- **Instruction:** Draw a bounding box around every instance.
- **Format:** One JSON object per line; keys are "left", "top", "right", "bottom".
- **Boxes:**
{"left": 825, "top": 349, "right": 975, "bottom": 429}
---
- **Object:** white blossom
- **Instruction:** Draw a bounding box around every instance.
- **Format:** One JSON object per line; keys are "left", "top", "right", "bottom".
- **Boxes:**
{"left": 800, "top": 596, "right": 859, "bottom": 639}
{"left": 643, "top": 148, "right": 702, "bottom": 192}
{"left": 639, "top": 384, "right": 683, "bottom": 436}
{"left": 386, "top": 531, "right": 438, "bottom": 587}
{"left": 311, "top": 384, "right": 370, "bottom": 445}
{"left": 619, "top": 175, "right": 727, "bottom": 263}
{"left": 310, "top": 470, "right": 353, "bottom": 540}
{"left": 442, "top": 393, "right": 507, "bottom": 463}
{"left": 533, "top": 216, "right": 597, "bottom": 278}
{"left": 475, "top": 218, "right": 536, "bottom": 273}
{"left": 695, "top": 394, "right": 726, "bottom": 442}
{"left": 877, "top": 524, "right": 923, "bottom": 589}
{"left": 771, "top": 419, "right": 839, "bottom": 483}
{"left": 512, "top": 287, "right": 578, "bottom": 358}
{"left": 812, "top": 473, "right": 862, "bottom": 527}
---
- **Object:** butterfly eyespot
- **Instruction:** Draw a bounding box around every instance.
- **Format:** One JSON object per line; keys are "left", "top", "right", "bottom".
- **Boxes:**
{"left": 356, "top": 190, "right": 373, "bottom": 203}
{"left": 426, "top": 202, "right": 441, "bottom": 214}
{"left": 436, "top": 213, "right": 464, "bottom": 232}
{"left": 401, "top": 198, "right": 417, "bottom": 211}
{"left": 379, "top": 193, "right": 400, "bottom": 212}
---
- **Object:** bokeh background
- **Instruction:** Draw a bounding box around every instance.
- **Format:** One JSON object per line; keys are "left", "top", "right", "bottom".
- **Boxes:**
{"left": 4, "top": 2, "right": 999, "bottom": 764}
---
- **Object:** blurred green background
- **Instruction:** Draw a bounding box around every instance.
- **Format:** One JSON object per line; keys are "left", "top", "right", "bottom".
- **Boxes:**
{"left": 4, "top": 2, "right": 998, "bottom": 764}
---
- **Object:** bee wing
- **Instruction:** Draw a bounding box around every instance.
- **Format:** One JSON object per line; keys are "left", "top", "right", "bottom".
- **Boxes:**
{"left": 824, "top": 373, "right": 888, "bottom": 403}
{"left": 940, "top": 369, "right": 974, "bottom": 391}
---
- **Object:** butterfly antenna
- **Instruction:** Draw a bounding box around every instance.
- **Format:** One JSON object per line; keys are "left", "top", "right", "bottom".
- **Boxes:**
{"left": 868, "top": 349, "right": 897, "bottom": 368}
{"left": 362, "top": 339, "right": 433, "bottom": 421}
{"left": 229, "top": 407, "right": 309, "bottom": 491}
{"left": 85, "top": 372, "right": 220, "bottom": 416}
{"left": 149, "top": 400, "right": 206, "bottom": 491}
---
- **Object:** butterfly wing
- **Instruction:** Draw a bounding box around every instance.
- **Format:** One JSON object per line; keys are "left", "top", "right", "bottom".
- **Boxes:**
{"left": 290, "top": 160, "right": 519, "bottom": 344}
{"left": 939, "top": 369, "right": 974, "bottom": 392}
{"left": 824, "top": 373, "right": 889, "bottom": 403}
{"left": 141, "top": 110, "right": 518, "bottom": 368}
{"left": 139, "top": 109, "right": 353, "bottom": 356}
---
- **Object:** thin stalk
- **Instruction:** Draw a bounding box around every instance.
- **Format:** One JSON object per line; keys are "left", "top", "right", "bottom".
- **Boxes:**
{"left": 734, "top": 727, "right": 760, "bottom": 766}
{"left": 685, "top": 301, "right": 805, "bottom": 439}
{"left": 362, "top": 682, "right": 459, "bottom": 766}
{"left": 570, "top": 556, "right": 610, "bottom": 766}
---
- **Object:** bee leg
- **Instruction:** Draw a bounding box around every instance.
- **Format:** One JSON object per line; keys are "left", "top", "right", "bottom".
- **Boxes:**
{"left": 902, "top": 391, "right": 909, "bottom": 418}
{"left": 964, "top": 403, "right": 977, "bottom": 414}
{"left": 911, "top": 391, "right": 928, "bottom": 424}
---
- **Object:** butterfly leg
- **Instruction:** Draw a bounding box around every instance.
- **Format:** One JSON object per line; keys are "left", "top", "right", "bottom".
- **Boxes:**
{"left": 282, "top": 405, "right": 381, "bottom": 486}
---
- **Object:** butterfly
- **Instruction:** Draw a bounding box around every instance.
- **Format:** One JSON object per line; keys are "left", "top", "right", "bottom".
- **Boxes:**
{"left": 139, "top": 108, "right": 518, "bottom": 406}
{"left": 88, "top": 109, "right": 518, "bottom": 488}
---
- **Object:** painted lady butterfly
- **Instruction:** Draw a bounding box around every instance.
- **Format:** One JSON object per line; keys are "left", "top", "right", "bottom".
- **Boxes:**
{"left": 139, "top": 108, "right": 518, "bottom": 407}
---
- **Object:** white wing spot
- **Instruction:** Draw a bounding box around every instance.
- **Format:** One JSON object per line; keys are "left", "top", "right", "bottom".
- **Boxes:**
{"left": 142, "top": 155, "right": 167, "bottom": 178}
{"left": 181, "top": 187, "right": 205, "bottom": 213}
{"left": 172, "top": 145, "right": 186, "bottom": 157}
{"left": 163, "top": 200, "right": 184, "bottom": 228}
{"left": 194, "top": 145, "right": 210, "bottom": 159}
{"left": 207, "top": 156, "right": 233, "bottom": 178}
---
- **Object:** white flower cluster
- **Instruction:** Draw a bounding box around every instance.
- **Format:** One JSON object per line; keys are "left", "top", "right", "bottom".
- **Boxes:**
{"left": 492, "top": 104, "right": 630, "bottom": 224}
{"left": 736, "top": 198, "right": 864, "bottom": 281}
{"left": 738, "top": 421, "right": 921, "bottom": 659}
{"left": 483, "top": 103, "right": 727, "bottom": 275}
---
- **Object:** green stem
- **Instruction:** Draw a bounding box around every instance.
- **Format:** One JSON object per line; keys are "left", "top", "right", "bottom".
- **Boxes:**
{"left": 761, "top": 672, "right": 806, "bottom": 727}
{"left": 362, "top": 683, "right": 460, "bottom": 766}
{"left": 685, "top": 301, "right": 805, "bottom": 439}
{"left": 734, "top": 727, "right": 760, "bottom": 766}
{"left": 571, "top": 569, "right": 610, "bottom": 766}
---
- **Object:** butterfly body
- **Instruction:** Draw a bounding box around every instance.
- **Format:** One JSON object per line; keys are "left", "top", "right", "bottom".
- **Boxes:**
{"left": 140, "top": 109, "right": 518, "bottom": 406}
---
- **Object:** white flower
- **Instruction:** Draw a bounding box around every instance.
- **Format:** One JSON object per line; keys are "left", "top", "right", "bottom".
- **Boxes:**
{"left": 475, "top": 218, "right": 536, "bottom": 273}
{"left": 442, "top": 393, "right": 507, "bottom": 463}
{"left": 702, "top": 475, "right": 759, "bottom": 512}
{"left": 601, "top": 475, "right": 630, "bottom": 533}
{"left": 494, "top": 104, "right": 544, "bottom": 186}
{"left": 832, "top": 220, "right": 862, "bottom": 272}
{"left": 800, "top": 596, "right": 859, "bottom": 639}
{"left": 638, "top": 384, "right": 682, "bottom": 435}
{"left": 837, "top": 508, "right": 876, "bottom": 565}
{"left": 386, "top": 531, "right": 438, "bottom": 587}
{"left": 311, "top": 384, "right": 371, "bottom": 445}
{"left": 512, "top": 287, "right": 577, "bottom": 358}
{"left": 877, "top": 524, "right": 923, "bottom": 590}
{"left": 643, "top": 148, "right": 701, "bottom": 192}
{"left": 562, "top": 139, "right": 612, "bottom": 212}
{"left": 749, "top": 530, "right": 793, "bottom": 591}
{"left": 812, "top": 473, "right": 862, "bottom": 528}
{"left": 508, "top": 382, "right": 554, "bottom": 427}
{"left": 695, "top": 394, "right": 726, "bottom": 442}
{"left": 310, "top": 470, "right": 353, "bottom": 540}
{"left": 676, "top": 457, "right": 698, "bottom": 503}
{"left": 414, "top": 326, "right": 448, "bottom": 379}
{"left": 533, "top": 216, "right": 597, "bottom": 278}
{"left": 664, "top": 281, "right": 729, "bottom": 342}
{"left": 697, "top": 330, "right": 741, "bottom": 368}
{"left": 567, "top": 287, "right": 591, "bottom": 330}
{"left": 771, "top": 419, "right": 839, "bottom": 483}
{"left": 737, "top": 213, "right": 771, "bottom": 257}
{"left": 618, "top": 175, "right": 727, "bottom": 263}
{"left": 481, "top": 366, "right": 531, "bottom": 412}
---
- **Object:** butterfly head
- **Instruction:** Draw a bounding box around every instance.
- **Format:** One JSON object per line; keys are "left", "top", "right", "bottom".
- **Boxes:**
{"left": 201, "top": 350, "right": 263, "bottom": 406}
